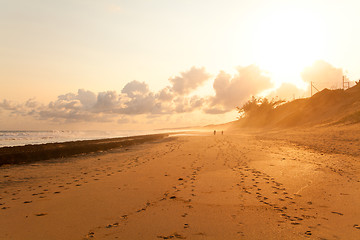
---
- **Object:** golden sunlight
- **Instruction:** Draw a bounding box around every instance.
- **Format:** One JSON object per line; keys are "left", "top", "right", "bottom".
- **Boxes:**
{"left": 2, "top": 2, "right": 360, "bottom": 239}
{"left": 253, "top": 8, "right": 326, "bottom": 89}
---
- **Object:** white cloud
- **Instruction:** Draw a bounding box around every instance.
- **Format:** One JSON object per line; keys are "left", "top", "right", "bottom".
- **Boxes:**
{"left": 0, "top": 65, "right": 278, "bottom": 124}
{"left": 208, "top": 65, "right": 273, "bottom": 113}
{"left": 121, "top": 80, "right": 150, "bottom": 98}
{"left": 267, "top": 82, "right": 307, "bottom": 100}
{"left": 169, "top": 66, "right": 210, "bottom": 95}
{"left": 301, "top": 60, "right": 343, "bottom": 90}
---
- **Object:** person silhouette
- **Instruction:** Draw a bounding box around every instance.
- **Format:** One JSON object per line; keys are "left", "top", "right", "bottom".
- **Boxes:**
{"left": 213, "top": 130, "right": 216, "bottom": 135}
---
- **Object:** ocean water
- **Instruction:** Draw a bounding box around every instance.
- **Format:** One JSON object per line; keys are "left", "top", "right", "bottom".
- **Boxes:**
{"left": 0, "top": 130, "right": 168, "bottom": 148}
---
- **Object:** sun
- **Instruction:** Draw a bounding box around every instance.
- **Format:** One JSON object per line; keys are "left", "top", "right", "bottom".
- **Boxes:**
{"left": 253, "top": 8, "right": 326, "bottom": 89}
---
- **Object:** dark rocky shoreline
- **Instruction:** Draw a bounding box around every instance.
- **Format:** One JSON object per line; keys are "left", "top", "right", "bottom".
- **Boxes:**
{"left": 0, "top": 133, "right": 169, "bottom": 166}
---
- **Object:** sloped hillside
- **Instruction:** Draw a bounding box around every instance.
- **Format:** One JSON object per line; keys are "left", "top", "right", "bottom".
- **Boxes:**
{"left": 233, "top": 83, "right": 360, "bottom": 128}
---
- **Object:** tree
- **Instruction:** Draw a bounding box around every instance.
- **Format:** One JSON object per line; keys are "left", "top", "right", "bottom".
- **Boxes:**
{"left": 237, "top": 97, "right": 285, "bottom": 119}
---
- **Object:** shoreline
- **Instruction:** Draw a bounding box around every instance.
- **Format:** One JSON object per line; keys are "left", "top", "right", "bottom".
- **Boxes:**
{"left": 0, "top": 133, "right": 170, "bottom": 166}
{"left": 0, "top": 130, "right": 174, "bottom": 148}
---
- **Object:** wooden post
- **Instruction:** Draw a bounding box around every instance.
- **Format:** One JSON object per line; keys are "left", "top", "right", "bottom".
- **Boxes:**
{"left": 343, "top": 75, "right": 350, "bottom": 90}
{"left": 310, "top": 82, "right": 320, "bottom": 97}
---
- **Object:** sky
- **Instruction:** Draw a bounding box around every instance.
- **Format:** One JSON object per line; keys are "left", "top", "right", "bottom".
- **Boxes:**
{"left": 1, "top": 0, "right": 359, "bottom": 130}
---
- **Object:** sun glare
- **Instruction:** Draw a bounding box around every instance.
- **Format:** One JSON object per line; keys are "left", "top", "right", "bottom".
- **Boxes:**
{"left": 253, "top": 9, "right": 325, "bottom": 89}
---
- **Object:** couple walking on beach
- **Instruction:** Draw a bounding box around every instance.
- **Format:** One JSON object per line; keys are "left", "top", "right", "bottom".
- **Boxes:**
{"left": 213, "top": 130, "right": 223, "bottom": 135}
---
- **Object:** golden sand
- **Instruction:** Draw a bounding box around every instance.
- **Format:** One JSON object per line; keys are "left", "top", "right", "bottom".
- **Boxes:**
{"left": 0, "top": 128, "right": 359, "bottom": 239}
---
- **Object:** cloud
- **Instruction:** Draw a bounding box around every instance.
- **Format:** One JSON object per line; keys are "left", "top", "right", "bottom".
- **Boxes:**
{"left": 0, "top": 65, "right": 277, "bottom": 123}
{"left": 208, "top": 65, "right": 273, "bottom": 113}
{"left": 94, "top": 91, "right": 121, "bottom": 112}
{"left": 267, "top": 82, "right": 307, "bottom": 100}
{"left": 121, "top": 80, "right": 150, "bottom": 98}
{"left": 203, "top": 108, "right": 228, "bottom": 114}
{"left": 38, "top": 92, "right": 112, "bottom": 122}
{"left": 118, "top": 80, "right": 165, "bottom": 115}
{"left": 25, "top": 98, "right": 38, "bottom": 108}
{"left": 0, "top": 86, "right": 198, "bottom": 123}
{"left": 0, "top": 99, "right": 18, "bottom": 111}
{"left": 169, "top": 66, "right": 210, "bottom": 95}
{"left": 301, "top": 60, "right": 343, "bottom": 89}
{"left": 57, "top": 89, "right": 97, "bottom": 110}
{"left": 0, "top": 99, "right": 37, "bottom": 117}
{"left": 156, "top": 87, "right": 173, "bottom": 102}
{"left": 118, "top": 93, "right": 160, "bottom": 115}
{"left": 38, "top": 107, "right": 111, "bottom": 123}
{"left": 173, "top": 96, "right": 205, "bottom": 113}
{"left": 77, "top": 89, "right": 97, "bottom": 108}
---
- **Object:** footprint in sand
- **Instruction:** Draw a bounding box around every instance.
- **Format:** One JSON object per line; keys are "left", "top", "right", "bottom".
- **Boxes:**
{"left": 353, "top": 224, "right": 360, "bottom": 229}
{"left": 157, "top": 232, "right": 185, "bottom": 239}
{"left": 331, "top": 211, "right": 343, "bottom": 216}
{"left": 86, "top": 231, "right": 95, "bottom": 238}
{"left": 35, "top": 213, "right": 47, "bottom": 216}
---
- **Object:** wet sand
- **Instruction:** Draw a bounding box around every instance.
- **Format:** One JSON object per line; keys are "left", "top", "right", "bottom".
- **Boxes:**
{"left": 0, "top": 129, "right": 360, "bottom": 239}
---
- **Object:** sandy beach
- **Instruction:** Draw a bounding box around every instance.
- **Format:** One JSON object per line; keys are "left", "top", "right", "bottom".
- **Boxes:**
{"left": 3, "top": 1, "right": 360, "bottom": 239}
{"left": 0, "top": 127, "right": 360, "bottom": 240}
